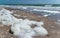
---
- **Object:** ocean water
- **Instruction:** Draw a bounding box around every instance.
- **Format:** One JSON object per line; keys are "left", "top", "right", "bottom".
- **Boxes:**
{"left": 0, "top": 0, "right": 60, "bottom": 4}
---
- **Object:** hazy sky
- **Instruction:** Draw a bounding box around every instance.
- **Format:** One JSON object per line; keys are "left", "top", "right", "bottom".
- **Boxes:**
{"left": 0, "top": 0, "right": 60, "bottom": 4}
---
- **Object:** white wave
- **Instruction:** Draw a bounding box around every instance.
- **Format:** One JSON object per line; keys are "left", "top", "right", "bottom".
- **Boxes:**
{"left": 21, "top": 7, "right": 27, "bottom": 9}
{"left": 33, "top": 9, "right": 60, "bottom": 14}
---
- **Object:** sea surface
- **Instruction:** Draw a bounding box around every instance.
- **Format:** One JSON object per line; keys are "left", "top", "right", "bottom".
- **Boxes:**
{"left": 0, "top": 0, "right": 60, "bottom": 4}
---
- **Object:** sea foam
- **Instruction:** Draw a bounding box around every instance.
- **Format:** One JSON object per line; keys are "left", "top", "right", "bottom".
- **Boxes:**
{"left": 0, "top": 8, "right": 48, "bottom": 38}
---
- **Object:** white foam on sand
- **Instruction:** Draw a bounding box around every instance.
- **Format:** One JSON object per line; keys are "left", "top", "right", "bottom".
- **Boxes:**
{"left": 0, "top": 8, "right": 48, "bottom": 38}
{"left": 57, "top": 20, "right": 60, "bottom": 22}
{"left": 13, "top": 14, "right": 20, "bottom": 17}
{"left": 43, "top": 14, "right": 51, "bottom": 17}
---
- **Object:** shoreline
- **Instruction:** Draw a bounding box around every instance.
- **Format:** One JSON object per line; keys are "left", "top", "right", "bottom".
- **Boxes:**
{"left": 0, "top": 7, "right": 60, "bottom": 38}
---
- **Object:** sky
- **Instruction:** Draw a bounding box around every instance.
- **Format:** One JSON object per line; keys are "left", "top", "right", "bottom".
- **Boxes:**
{"left": 0, "top": 0, "right": 60, "bottom": 4}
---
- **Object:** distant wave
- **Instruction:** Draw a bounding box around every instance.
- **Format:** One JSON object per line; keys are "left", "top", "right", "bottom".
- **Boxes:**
{"left": 33, "top": 9, "right": 60, "bottom": 14}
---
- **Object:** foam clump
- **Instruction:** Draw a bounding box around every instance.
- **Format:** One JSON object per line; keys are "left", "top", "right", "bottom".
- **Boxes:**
{"left": 13, "top": 14, "right": 20, "bottom": 17}
{"left": 0, "top": 8, "right": 48, "bottom": 38}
